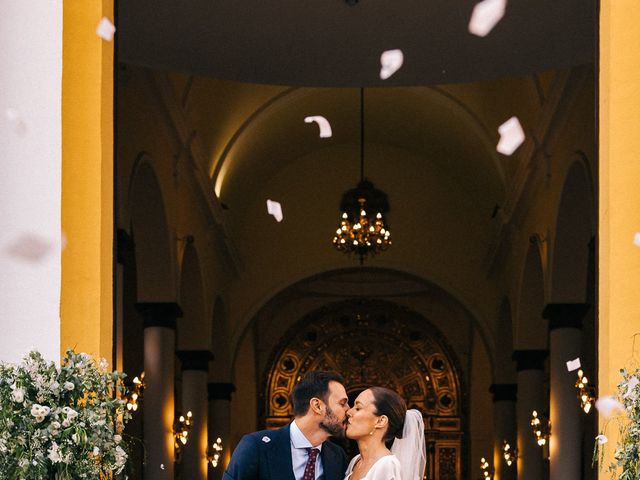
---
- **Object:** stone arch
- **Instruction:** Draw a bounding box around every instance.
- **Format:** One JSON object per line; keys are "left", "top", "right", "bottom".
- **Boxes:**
{"left": 210, "top": 296, "right": 231, "bottom": 379}
{"left": 177, "top": 242, "right": 209, "bottom": 350}
{"left": 129, "top": 157, "right": 175, "bottom": 301}
{"left": 494, "top": 297, "right": 517, "bottom": 382}
{"left": 550, "top": 158, "right": 595, "bottom": 303}
{"left": 263, "top": 298, "right": 464, "bottom": 479}
{"left": 232, "top": 266, "right": 495, "bottom": 379}
{"left": 515, "top": 243, "right": 547, "bottom": 349}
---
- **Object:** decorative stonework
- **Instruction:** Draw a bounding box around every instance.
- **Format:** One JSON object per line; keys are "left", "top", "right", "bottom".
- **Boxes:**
{"left": 263, "top": 299, "right": 463, "bottom": 478}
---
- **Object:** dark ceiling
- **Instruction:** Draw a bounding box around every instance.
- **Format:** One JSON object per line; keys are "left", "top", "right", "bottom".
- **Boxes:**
{"left": 118, "top": 0, "right": 595, "bottom": 87}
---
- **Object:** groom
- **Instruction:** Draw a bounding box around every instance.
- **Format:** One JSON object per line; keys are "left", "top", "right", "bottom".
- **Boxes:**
{"left": 223, "top": 371, "right": 349, "bottom": 480}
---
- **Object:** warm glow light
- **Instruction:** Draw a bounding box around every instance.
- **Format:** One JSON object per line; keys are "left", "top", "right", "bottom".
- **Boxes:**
{"left": 502, "top": 440, "right": 517, "bottom": 467}
{"left": 208, "top": 436, "right": 224, "bottom": 468}
{"left": 125, "top": 372, "right": 145, "bottom": 412}
{"left": 575, "top": 369, "right": 596, "bottom": 414}
{"left": 530, "top": 410, "right": 550, "bottom": 447}
{"left": 480, "top": 456, "right": 492, "bottom": 479}
{"left": 174, "top": 410, "right": 194, "bottom": 460}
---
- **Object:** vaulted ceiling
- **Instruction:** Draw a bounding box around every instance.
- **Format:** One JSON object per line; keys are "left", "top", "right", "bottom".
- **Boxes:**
{"left": 118, "top": 0, "right": 594, "bottom": 86}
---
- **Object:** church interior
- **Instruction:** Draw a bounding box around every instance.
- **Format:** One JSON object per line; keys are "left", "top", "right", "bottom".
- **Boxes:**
{"left": 112, "top": 2, "right": 599, "bottom": 479}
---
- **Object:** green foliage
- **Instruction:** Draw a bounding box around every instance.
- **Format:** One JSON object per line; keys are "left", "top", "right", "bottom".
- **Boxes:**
{"left": 595, "top": 368, "right": 640, "bottom": 479}
{"left": 0, "top": 350, "right": 131, "bottom": 479}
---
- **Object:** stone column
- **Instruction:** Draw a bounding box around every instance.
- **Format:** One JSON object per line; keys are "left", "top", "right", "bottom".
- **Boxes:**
{"left": 207, "top": 383, "right": 236, "bottom": 480}
{"left": 178, "top": 350, "right": 214, "bottom": 480}
{"left": 543, "top": 303, "right": 590, "bottom": 480}
{"left": 489, "top": 384, "right": 517, "bottom": 480}
{"left": 137, "top": 302, "right": 182, "bottom": 480}
{"left": 513, "top": 350, "right": 547, "bottom": 480}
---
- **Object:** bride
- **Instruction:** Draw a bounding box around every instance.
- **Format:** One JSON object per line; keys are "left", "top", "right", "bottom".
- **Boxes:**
{"left": 344, "top": 387, "right": 426, "bottom": 480}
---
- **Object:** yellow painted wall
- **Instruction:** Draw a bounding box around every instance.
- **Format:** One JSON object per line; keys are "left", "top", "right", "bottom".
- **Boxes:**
{"left": 599, "top": 1, "right": 640, "bottom": 476}
{"left": 61, "top": 0, "right": 114, "bottom": 361}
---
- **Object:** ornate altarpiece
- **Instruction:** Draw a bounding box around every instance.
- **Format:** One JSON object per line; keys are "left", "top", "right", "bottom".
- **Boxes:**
{"left": 262, "top": 300, "right": 463, "bottom": 480}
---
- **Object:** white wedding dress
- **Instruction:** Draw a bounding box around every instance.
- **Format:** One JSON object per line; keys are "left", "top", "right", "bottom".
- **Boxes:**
{"left": 344, "top": 455, "right": 402, "bottom": 480}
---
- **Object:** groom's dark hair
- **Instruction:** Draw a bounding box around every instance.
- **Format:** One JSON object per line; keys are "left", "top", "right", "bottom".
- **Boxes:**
{"left": 291, "top": 371, "right": 345, "bottom": 416}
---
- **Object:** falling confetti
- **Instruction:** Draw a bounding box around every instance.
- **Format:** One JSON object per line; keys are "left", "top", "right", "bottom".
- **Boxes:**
{"left": 468, "top": 0, "right": 507, "bottom": 37}
{"left": 633, "top": 232, "right": 640, "bottom": 247}
{"left": 266, "top": 200, "right": 284, "bottom": 222}
{"left": 623, "top": 376, "right": 640, "bottom": 398}
{"left": 496, "top": 116, "right": 525, "bottom": 155}
{"left": 379, "top": 49, "right": 404, "bottom": 80}
{"left": 595, "top": 396, "right": 624, "bottom": 418}
{"left": 96, "top": 17, "right": 116, "bottom": 42}
{"left": 4, "top": 108, "right": 27, "bottom": 136}
{"left": 304, "top": 116, "right": 332, "bottom": 138}
{"left": 160, "top": 464, "right": 166, "bottom": 470}
{"left": 595, "top": 434, "right": 608, "bottom": 445}
{"left": 4, "top": 233, "right": 59, "bottom": 263}
{"left": 566, "top": 358, "right": 581, "bottom": 372}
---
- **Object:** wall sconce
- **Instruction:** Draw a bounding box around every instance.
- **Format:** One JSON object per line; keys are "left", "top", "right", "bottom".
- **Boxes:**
{"left": 125, "top": 372, "right": 145, "bottom": 412}
{"left": 530, "top": 410, "right": 551, "bottom": 447}
{"left": 207, "top": 437, "right": 224, "bottom": 468}
{"left": 502, "top": 440, "right": 517, "bottom": 467}
{"left": 480, "top": 457, "right": 493, "bottom": 479}
{"left": 575, "top": 369, "right": 596, "bottom": 414}
{"left": 174, "top": 411, "right": 193, "bottom": 460}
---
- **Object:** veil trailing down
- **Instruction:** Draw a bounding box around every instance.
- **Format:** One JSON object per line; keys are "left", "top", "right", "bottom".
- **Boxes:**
{"left": 390, "top": 409, "right": 426, "bottom": 480}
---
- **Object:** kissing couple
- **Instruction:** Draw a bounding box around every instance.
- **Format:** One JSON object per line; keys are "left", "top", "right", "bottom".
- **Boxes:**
{"left": 224, "top": 371, "right": 426, "bottom": 480}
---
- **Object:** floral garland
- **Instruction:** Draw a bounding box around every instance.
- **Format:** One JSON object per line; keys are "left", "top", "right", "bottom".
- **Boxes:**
{"left": 594, "top": 368, "right": 640, "bottom": 480}
{"left": 0, "top": 349, "right": 131, "bottom": 479}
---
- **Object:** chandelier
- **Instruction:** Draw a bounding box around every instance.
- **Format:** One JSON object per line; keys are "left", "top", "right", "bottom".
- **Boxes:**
{"left": 332, "top": 88, "right": 392, "bottom": 264}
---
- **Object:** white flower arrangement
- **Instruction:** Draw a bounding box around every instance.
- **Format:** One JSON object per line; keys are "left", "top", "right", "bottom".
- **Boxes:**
{"left": 594, "top": 368, "right": 640, "bottom": 479}
{"left": 0, "top": 349, "right": 131, "bottom": 479}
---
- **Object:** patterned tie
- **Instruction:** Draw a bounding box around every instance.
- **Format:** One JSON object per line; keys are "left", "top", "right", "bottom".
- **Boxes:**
{"left": 303, "top": 448, "right": 319, "bottom": 480}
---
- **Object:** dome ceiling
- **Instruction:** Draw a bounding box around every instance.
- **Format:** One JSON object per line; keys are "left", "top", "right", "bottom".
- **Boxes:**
{"left": 118, "top": 0, "right": 594, "bottom": 87}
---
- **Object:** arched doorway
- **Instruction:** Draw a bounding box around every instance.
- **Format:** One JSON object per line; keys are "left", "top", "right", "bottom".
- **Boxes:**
{"left": 263, "top": 299, "right": 463, "bottom": 480}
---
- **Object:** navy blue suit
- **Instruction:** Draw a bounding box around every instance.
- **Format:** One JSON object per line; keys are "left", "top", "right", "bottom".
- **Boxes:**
{"left": 223, "top": 424, "right": 348, "bottom": 480}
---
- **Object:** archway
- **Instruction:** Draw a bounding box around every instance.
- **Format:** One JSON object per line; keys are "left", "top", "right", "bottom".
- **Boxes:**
{"left": 515, "top": 243, "right": 547, "bottom": 349}
{"left": 263, "top": 298, "right": 463, "bottom": 480}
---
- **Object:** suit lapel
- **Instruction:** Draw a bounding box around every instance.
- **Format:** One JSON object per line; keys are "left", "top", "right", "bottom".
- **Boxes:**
{"left": 321, "top": 444, "right": 342, "bottom": 480}
{"left": 267, "top": 425, "right": 296, "bottom": 480}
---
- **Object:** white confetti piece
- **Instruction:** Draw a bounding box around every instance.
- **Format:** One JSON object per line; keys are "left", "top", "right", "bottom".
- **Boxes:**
{"left": 566, "top": 358, "right": 581, "bottom": 372}
{"left": 633, "top": 232, "right": 640, "bottom": 247}
{"left": 4, "top": 108, "right": 27, "bottom": 136}
{"left": 496, "top": 116, "right": 525, "bottom": 155}
{"left": 623, "top": 376, "right": 640, "bottom": 398}
{"left": 379, "top": 49, "right": 404, "bottom": 80}
{"left": 304, "top": 116, "right": 332, "bottom": 138}
{"left": 595, "top": 396, "right": 624, "bottom": 418}
{"left": 266, "top": 200, "right": 283, "bottom": 222}
{"left": 595, "top": 434, "right": 608, "bottom": 445}
{"left": 96, "top": 17, "right": 116, "bottom": 42}
{"left": 468, "top": 0, "right": 507, "bottom": 37}
{"left": 4, "top": 233, "right": 59, "bottom": 263}
{"left": 261, "top": 436, "right": 271, "bottom": 443}
{"left": 160, "top": 464, "right": 165, "bottom": 470}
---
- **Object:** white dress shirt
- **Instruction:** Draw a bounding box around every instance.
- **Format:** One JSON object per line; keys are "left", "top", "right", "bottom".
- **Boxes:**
{"left": 290, "top": 420, "right": 324, "bottom": 480}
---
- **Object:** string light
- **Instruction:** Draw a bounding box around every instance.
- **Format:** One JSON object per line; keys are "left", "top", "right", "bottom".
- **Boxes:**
{"left": 575, "top": 369, "right": 596, "bottom": 414}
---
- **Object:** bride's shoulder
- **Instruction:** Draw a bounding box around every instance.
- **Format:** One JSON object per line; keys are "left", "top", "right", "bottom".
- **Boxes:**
{"left": 378, "top": 455, "right": 401, "bottom": 466}
{"left": 371, "top": 455, "right": 401, "bottom": 471}
{"left": 368, "top": 455, "right": 401, "bottom": 480}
